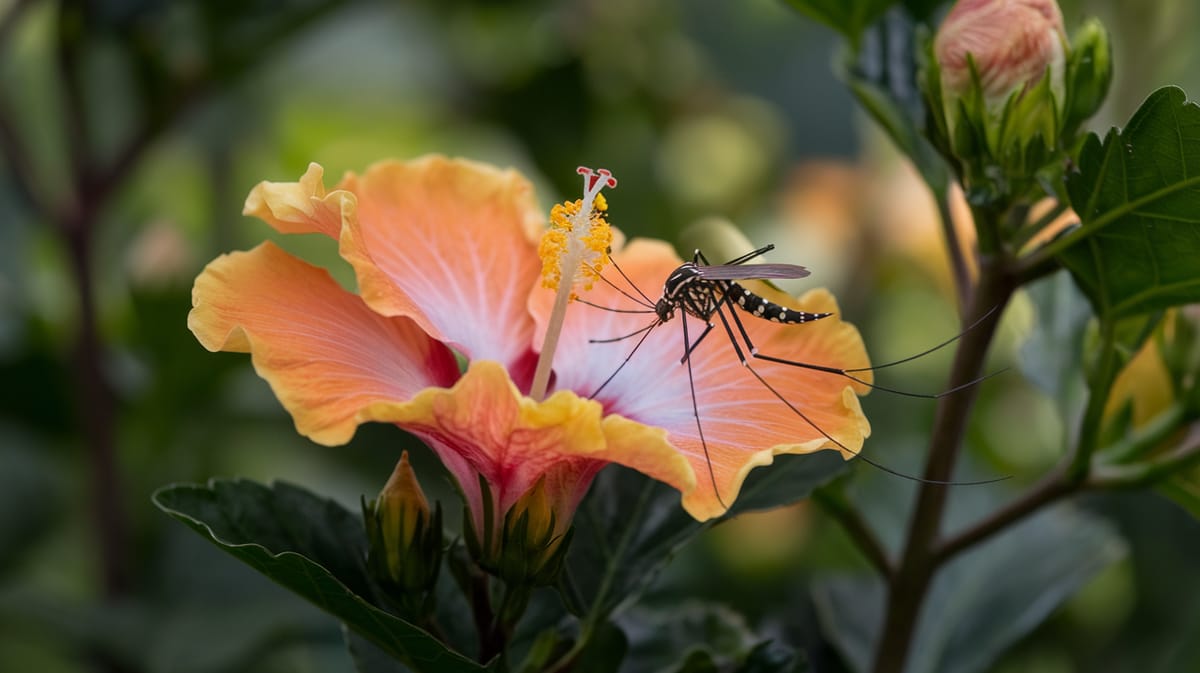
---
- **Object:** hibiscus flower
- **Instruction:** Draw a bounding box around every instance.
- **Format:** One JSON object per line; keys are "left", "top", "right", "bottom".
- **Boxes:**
{"left": 188, "top": 156, "right": 871, "bottom": 561}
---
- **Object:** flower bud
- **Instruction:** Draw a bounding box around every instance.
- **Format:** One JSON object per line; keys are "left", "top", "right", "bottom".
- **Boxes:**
{"left": 463, "top": 477, "right": 573, "bottom": 589}
{"left": 926, "top": 0, "right": 1078, "bottom": 197}
{"left": 363, "top": 452, "right": 443, "bottom": 613}
{"left": 936, "top": 0, "right": 1067, "bottom": 110}
{"left": 498, "top": 479, "right": 573, "bottom": 587}
{"left": 1062, "top": 18, "right": 1112, "bottom": 137}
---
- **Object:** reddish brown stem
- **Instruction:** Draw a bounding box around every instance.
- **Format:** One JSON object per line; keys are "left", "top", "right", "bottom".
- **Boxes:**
{"left": 870, "top": 255, "right": 1016, "bottom": 673}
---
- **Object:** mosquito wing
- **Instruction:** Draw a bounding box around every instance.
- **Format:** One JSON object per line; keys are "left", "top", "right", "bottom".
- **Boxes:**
{"left": 693, "top": 263, "right": 811, "bottom": 281}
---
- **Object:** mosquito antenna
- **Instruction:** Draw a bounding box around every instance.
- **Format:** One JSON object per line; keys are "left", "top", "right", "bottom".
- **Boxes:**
{"left": 742, "top": 364, "right": 1008, "bottom": 486}
{"left": 606, "top": 251, "right": 657, "bottom": 306}
{"left": 843, "top": 305, "right": 1001, "bottom": 374}
{"left": 752, "top": 354, "right": 999, "bottom": 400}
{"left": 590, "top": 321, "right": 657, "bottom": 344}
{"left": 714, "top": 243, "right": 774, "bottom": 267}
{"left": 575, "top": 297, "right": 656, "bottom": 315}
{"left": 595, "top": 272, "right": 656, "bottom": 310}
{"left": 588, "top": 320, "right": 660, "bottom": 399}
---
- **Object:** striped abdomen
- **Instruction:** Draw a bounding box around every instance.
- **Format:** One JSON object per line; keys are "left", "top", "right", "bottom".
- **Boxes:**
{"left": 729, "top": 282, "right": 831, "bottom": 324}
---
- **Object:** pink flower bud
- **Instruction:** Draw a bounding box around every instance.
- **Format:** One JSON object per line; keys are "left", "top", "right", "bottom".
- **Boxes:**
{"left": 935, "top": 0, "right": 1067, "bottom": 105}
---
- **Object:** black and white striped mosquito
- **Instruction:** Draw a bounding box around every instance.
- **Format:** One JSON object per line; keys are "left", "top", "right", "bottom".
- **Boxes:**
{"left": 578, "top": 242, "right": 993, "bottom": 510}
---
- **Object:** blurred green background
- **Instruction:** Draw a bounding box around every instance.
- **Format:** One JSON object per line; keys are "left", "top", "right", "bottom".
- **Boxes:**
{"left": 2, "top": 0, "right": 1199, "bottom": 671}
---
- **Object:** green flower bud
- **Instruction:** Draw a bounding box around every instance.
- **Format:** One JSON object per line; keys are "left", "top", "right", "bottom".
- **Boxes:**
{"left": 463, "top": 477, "right": 573, "bottom": 589}
{"left": 930, "top": 0, "right": 1068, "bottom": 192}
{"left": 363, "top": 452, "right": 443, "bottom": 613}
{"left": 497, "top": 479, "right": 572, "bottom": 588}
{"left": 1063, "top": 18, "right": 1113, "bottom": 138}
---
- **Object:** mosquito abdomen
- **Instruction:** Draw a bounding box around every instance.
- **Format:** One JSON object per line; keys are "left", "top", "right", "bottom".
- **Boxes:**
{"left": 729, "top": 283, "right": 832, "bottom": 324}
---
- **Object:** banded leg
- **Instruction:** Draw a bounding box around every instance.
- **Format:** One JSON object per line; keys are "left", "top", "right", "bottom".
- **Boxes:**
{"left": 680, "top": 312, "right": 725, "bottom": 508}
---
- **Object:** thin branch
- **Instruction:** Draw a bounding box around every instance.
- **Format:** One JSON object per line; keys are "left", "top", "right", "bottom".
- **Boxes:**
{"left": 935, "top": 468, "right": 1074, "bottom": 563}
{"left": 1013, "top": 200, "right": 1069, "bottom": 252}
{"left": 56, "top": 3, "right": 90, "bottom": 197}
{"left": 870, "top": 253, "right": 1017, "bottom": 673}
{"left": 1067, "top": 319, "right": 1119, "bottom": 480}
{"left": 936, "top": 436, "right": 1200, "bottom": 563}
{"left": 813, "top": 486, "right": 893, "bottom": 580}
{"left": 935, "top": 187, "right": 973, "bottom": 313}
{"left": 1015, "top": 249, "right": 1062, "bottom": 286}
{"left": 1099, "top": 401, "right": 1189, "bottom": 465}
{"left": 1091, "top": 439, "right": 1200, "bottom": 488}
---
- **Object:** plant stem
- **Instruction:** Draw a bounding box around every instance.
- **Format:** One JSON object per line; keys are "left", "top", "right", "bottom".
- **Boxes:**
{"left": 934, "top": 467, "right": 1073, "bottom": 563}
{"left": 1091, "top": 439, "right": 1200, "bottom": 488}
{"left": 937, "top": 433, "right": 1200, "bottom": 563}
{"left": 813, "top": 486, "right": 893, "bottom": 580}
{"left": 870, "top": 254, "right": 1016, "bottom": 673}
{"left": 1067, "top": 320, "right": 1118, "bottom": 481}
{"left": 64, "top": 211, "right": 130, "bottom": 598}
{"left": 1100, "top": 401, "right": 1188, "bottom": 464}
{"left": 935, "top": 188, "right": 972, "bottom": 313}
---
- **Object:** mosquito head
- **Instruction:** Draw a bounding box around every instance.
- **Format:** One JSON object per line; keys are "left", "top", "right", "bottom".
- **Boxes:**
{"left": 655, "top": 296, "right": 676, "bottom": 323}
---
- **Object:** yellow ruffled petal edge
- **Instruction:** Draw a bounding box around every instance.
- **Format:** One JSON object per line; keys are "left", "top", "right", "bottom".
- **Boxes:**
{"left": 360, "top": 360, "right": 696, "bottom": 516}
{"left": 243, "top": 162, "right": 358, "bottom": 239}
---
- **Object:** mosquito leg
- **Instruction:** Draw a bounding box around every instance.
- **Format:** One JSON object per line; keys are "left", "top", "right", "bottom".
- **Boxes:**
{"left": 718, "top": 294, "right": 956, "bottom": 399}
{"left": 712, "top": 303, "right": 749, "bottom": 364}
{"left": 681, "top": 313, "right": 726, "bottom": 510}
{"left": 697, "top": 244, "right": 775, "bottom": 267}
{"left": 679, "top": 319, "right": 716, "bottom": 365}
{"left": 719, "top": 289, "right": 757, "bottom": 357}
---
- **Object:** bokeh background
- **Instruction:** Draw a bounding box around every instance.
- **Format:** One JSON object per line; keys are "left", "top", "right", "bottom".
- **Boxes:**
{"left": 2, "top": 0, "right": 1199, "bottom": 671}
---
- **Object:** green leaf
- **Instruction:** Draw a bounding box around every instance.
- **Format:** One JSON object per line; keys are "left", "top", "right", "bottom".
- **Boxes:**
{"left": 571, "top": 620, "right": 628, "bottom": 673}
{"left": 620, "top": 602, "right": 756, "bottom": 672}
{"left": 783, "top": 0, "right": 894, "bottom": 44}
{"left": 1058, "top": 86, "right": 1200, "bottom": 319}
{"left": 813, "top": 505, "right": 1126, "bottom": 673}
{"left": 739, "top": 641, "right": 811, "bottom": 673}
{"left": 620, "top": 603, "right": 806, "bottom": 673}
{"left": 344, "top": 627, "right": 409, "bottom": 673}
{"left": 562, "top": 454, "right": 844, "bottom": 619}
{"left": 153, "top": 480, "right": 490, "bottom": 673}
{"left": 1160, "top": 458, "right": 1200, "bottom": 521}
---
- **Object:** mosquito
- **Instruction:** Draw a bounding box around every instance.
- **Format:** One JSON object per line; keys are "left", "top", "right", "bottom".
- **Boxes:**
{"left": 579, "top": 243, "right": 996, "bottom": 509}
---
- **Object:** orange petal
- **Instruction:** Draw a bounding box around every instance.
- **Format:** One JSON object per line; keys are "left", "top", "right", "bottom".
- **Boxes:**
{"left": 243, "top": 163, "right": 354, "bottom": 239}
{"left": 532, "top": 239, "right": 871, "bottom": 521}
{"left": 337, "top": 157, "right": 545, "bottom": 370}
{"left": 361, "top": 360, "right": 693, "bottom": 538}
{"left": 188, "top": 241, "right": 460, "bottom": 445}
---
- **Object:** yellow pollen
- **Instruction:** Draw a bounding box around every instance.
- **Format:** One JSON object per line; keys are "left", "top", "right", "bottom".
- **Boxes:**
{"left": 538, "top": 196, "right": 613, "bottom": 298}
{"left": 530, "top": 166, "right": 617, "bottom": 403}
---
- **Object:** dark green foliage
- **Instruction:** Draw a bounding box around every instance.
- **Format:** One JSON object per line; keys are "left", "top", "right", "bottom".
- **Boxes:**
{"left": 153, "top": 480, "right": 492, "bottom": 673}
{"left": 1060, "top": 87, "right": 1200, "bottom": 319}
